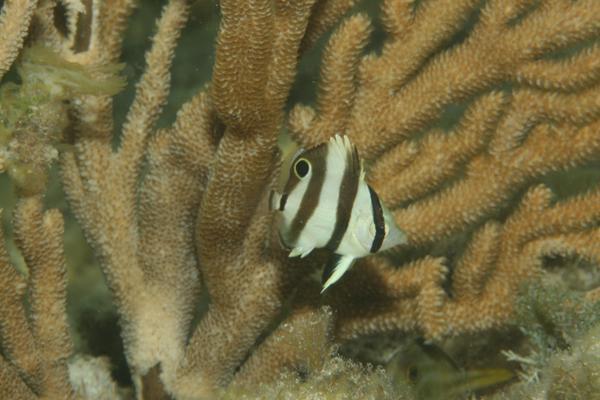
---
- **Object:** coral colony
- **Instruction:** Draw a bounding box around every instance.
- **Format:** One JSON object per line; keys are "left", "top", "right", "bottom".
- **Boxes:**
{"left": 0, "top": 0, "right": 598, "bottom": 399}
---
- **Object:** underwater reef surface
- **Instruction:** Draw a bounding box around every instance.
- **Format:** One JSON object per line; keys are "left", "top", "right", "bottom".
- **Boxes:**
{"left": 0, "top": 0, "right": 598, "bottom": 399}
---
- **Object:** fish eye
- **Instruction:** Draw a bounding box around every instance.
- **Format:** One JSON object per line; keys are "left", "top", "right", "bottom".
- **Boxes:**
{"left": 294, "top": 158, "right": 310, "bottom": 178}
{"left": 406, "top": 366, "right": 419, "bottom": 383}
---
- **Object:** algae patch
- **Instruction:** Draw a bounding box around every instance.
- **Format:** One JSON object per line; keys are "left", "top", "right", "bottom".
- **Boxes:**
{"left": 0, "top": 45, "right": 125, "bottom": 195}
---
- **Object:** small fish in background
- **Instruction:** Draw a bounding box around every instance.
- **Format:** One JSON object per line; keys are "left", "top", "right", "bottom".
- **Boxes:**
{"left": 386, "top": 339, "right": 514, "bottom": 400}
{"left": 270, "top": 134, "right": 407, "bottom": 292}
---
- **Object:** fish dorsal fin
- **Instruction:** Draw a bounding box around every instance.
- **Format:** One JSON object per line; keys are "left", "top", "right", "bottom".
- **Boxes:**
{"left": 321, "top": 253, "right": 356, "bottom": 293}
{"left": 327, "top": 134, "right": 363, "bottom": 178}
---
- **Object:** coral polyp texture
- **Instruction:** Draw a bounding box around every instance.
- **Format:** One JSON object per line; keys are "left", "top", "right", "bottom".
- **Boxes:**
{"left": 0, "top": 0, "right": 598, "bottom": 399}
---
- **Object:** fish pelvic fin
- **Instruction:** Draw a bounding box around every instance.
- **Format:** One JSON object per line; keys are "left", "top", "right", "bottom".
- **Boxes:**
{"left": 321, "top": 254, "right": 356, "bottom": 293}
{"left": 269, "top": 190, "right": 288, "bottom": 212}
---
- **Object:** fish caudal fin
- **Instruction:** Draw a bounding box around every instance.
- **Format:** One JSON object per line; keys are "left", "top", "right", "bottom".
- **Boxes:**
{"left": 321, "top": 254, "right": 355, "bottom": 293}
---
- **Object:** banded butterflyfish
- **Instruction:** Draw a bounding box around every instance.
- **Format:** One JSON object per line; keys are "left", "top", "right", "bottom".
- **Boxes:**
{"left": 270, "top": 134, "right": 407, "bottom": 292}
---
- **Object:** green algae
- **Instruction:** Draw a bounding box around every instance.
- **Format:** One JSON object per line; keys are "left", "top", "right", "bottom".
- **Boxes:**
{"left": 0, "top": 45, "right": 125, "bottom": 195}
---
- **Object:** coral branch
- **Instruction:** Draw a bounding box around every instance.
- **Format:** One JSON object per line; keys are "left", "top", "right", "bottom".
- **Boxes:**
{"left": 348, "top": 0, "right": 600, "bottom": 160}
{"left": 301, "top": 0, "right": 358, "bottom": 51}
{"left": 371, "top": 92, "right": 506, "bottom": 207}
{"left": 13, "top": 200, "right": 71, "bottom": 372}
{"left": 514, "top": 44, "right": 600, "bottom": 91}
{"left": 97, "top": 0, "right": 138, "bottom": 62}
{"left": 0, "top": 212, "right": 39, "bottom": 387}
{"left": 2, "top": 0, "right": 597, "bottom": 397}
{"left": 0, "top": 0, "right": 38, "bottom": 79}
{"left": 290, "top": 13, "right": 372, "bottom": 145}
{"left": 120, "top": 0, "right": 188, "bottom": 190}
{"left": 380, "top": 0, "right": 414, "bottom": 38}
{"left": 0, "top": 198, "right": 73, "bottom": 398}
{"left": 233, "top": 307, "right": 334, "bottom": 386}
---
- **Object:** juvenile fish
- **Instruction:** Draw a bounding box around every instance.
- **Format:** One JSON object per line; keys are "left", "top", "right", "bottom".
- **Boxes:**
{"left": 386, "top": 339, "right": 514, "bottom": 399}
{"left": 270, "top": 134, "right": 407, "bottom": 292}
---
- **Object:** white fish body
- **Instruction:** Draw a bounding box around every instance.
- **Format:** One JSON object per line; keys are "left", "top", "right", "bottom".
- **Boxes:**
{"left": 270, "top": 135, "right": 407, "bottom": 291}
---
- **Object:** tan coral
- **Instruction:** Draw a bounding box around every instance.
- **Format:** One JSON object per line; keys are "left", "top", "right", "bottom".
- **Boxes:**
{"left": 290, "top": 13, "right": 372, "bottom": 144}
{"left": 178, "top": 0, "right": 318, "bottom": 391}
{"left": 59, "top": 0, "right": 204, "bottom": 394}
{"left": 0, "top": 198, "right": 73, "bottom": 399}
{"left": 330, "top": 186, "right": 600, "bottom": 341}
{"left": 290, "top": 0, "right": 599, "bottom": 252}
{"left": 55, "top": 0, "right": 331, "bottom": 396}
{"left": 358, "top": 0, "right": 598, "bottom": 160}
{"left": 0, "top": 0, "right": 598, "bottom": 397}
{"left": 297, "top": 0, "right": 600, "bottom": 341}
{"left": 301, "top": 0, "right": 359, "bottom": 51}
{"left": 0, "top": 0, "right": 38, "bottom": 78}
{"left": 232, "top": 306, "right": 334, "bottom": 387}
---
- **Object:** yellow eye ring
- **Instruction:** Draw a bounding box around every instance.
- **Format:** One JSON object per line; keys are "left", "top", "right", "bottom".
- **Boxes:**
{"left": 294, "top": 158, "right": 310, "bottom": 178}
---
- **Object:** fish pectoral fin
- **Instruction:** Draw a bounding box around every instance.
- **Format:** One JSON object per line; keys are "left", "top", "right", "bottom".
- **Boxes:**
{"left": 289, "top": 246, "right": 313, "bottom": 258}
{"left": 321, "top": 254, "right": 355, "bottom": 293}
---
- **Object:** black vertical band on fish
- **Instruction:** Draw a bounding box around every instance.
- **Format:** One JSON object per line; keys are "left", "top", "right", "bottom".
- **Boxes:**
{"left": 287, "top": 148, "right": 328, "bottom": 244}
{"left": 368, "top": 184, "right": 385, "bottom": 253}
{"left": 325, "top": 145, "right": 360, "bottom": 252}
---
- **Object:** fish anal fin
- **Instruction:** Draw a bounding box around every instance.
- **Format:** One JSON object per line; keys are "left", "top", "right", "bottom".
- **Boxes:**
{"left": 321, "top": 254, "right": 355, "bottom": 293}
{"left": 288, "top": 247, "right": 303, "bottom": 257}
{"left": 300, "top": 247, "right": 314, "bottom": 258}
{"left": 269, "top": 190, "right": 288, "bottom": 212}
{"left": 289, "top": 246, "right": 314, "bottom": 258}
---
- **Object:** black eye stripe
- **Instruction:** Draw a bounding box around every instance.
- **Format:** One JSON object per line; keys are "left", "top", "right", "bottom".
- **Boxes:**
{"left": 287, "top": 147, "right": 328, "bottom": 244}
